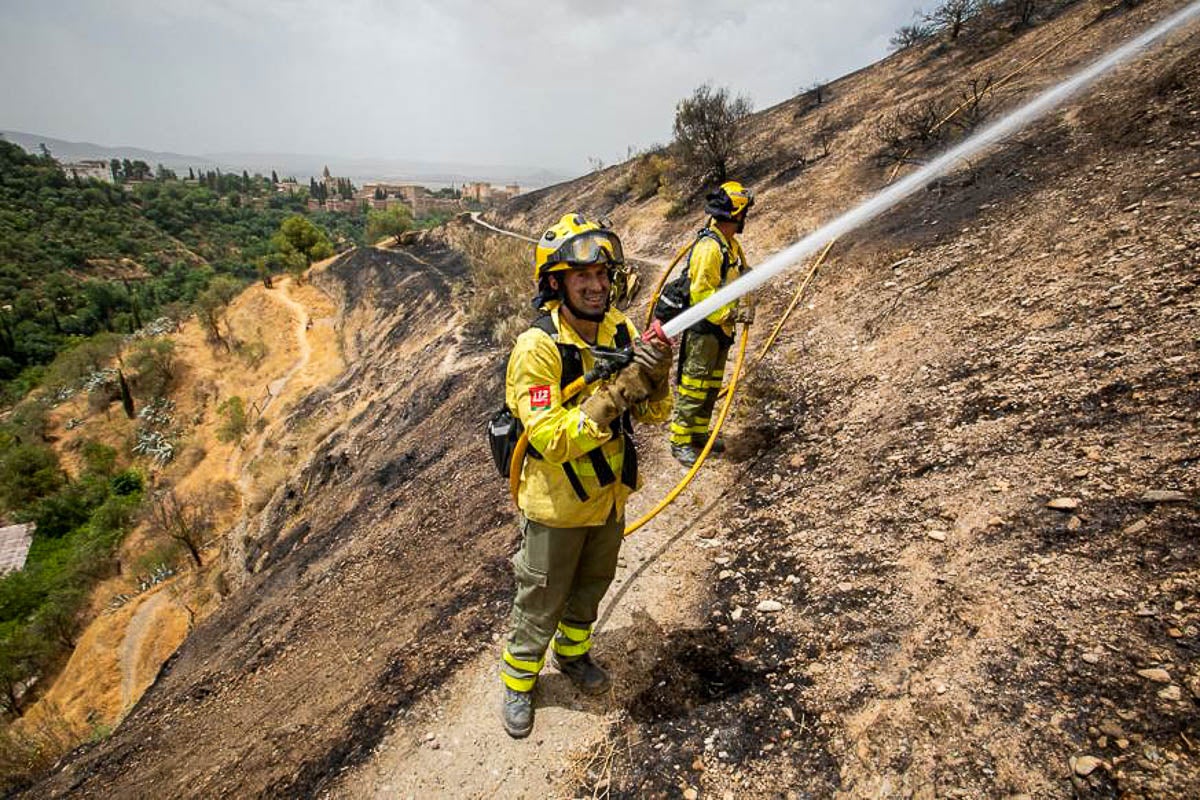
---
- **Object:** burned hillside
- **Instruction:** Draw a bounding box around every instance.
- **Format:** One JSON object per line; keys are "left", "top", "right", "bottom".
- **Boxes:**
{"left": 19, "top": 1, "right": 1200, "bottom": 798}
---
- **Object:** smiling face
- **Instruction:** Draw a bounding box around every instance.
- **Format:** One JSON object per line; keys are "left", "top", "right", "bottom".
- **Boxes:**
{"left": 553, "top": 263, "right": 611, "bottom": 320}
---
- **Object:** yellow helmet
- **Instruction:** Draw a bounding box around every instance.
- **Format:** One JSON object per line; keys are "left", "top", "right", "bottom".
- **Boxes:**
{"left": 704, "top": 180, "right": 754, "bottom": 221}
{"left": 533, "top": 213, "right": 625, "bottom": 284}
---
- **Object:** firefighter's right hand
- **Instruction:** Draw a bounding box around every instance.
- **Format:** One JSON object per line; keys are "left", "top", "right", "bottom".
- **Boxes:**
{"left": 580, "top": 385, "right": 625, "bottom": 428}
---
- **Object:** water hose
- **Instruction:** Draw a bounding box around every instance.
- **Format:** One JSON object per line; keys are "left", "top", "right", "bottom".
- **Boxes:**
{"left": 660, "top": 1, "right": 1200, "bottom": 340}
{"left": 623, "top": 322, "right": 749, "bottom": 537}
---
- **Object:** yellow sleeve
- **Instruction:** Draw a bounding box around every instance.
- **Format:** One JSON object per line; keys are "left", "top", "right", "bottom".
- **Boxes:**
{"left": 505, "top": 329, "right": 611, "bottom": 465}
{"left": 688, "top": 238, "right": 735, "bottom": 326}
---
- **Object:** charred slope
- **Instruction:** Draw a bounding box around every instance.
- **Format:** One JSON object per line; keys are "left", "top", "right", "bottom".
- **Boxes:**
{"left": 27, "top": 243, "right": 519, "bottom": 798}
{"left": 531, "top": 8, "right": 1198, "bottom": 798}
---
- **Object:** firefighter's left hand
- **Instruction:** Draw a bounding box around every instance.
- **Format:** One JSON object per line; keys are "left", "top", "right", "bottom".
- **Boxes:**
{"left": 632, "top": 339, "right": 671, "bottom": 401}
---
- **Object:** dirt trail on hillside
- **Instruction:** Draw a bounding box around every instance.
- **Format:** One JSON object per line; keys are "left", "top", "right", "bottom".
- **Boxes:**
{"left": 335, "top": 437, "right": 744, "bottom": 798}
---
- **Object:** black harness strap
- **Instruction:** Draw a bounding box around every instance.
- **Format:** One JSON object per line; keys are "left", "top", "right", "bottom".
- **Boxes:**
{"left": 529, "top": 314, "right": 638, "bottom": 500}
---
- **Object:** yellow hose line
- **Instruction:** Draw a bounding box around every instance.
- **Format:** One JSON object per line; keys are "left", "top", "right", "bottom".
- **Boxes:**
{"left": 644, "top": 241, "right": 695, "bottom": 331}
{"left": 887, "top": 18, "right": 1088, "bottom": 183}
{"left": 623, "top": 323, "right": 750, "bottom": 538}
{"left": 753, "top": 237, "right": 834, "bottom": 366}
{"left": 715, "top": 237, "right": 836, "bottom": 402}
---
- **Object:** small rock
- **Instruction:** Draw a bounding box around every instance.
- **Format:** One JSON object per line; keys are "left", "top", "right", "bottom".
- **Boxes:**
{"left": 1137, "top": 668, "right": 1171, "bottom": 684}
{"left": 1073, "top": 468, "right": 1089, "bottom": 478}
{"left": 933, "top": 680, "right": 948, "bottom": 695}
{"left": 1140, "top": 490, "right": 1189, "bottom": 504}
{"left": 837, "top": 582, "right": 853, "bottom": 592}
{"left": 719, "top": 569, "right": 733, "bottom": 580}
{"left": 987, "top": 516, "right": 1004, "bottom": 527}
{"left": 1082, "top": 652, "right": 1101, "bottom": 665}
{"left": 626, "top": 640, "right": 639, "bottom": 654}
{"left": 927, "top": 530, "right": 947, "bottom": 542}
{"left": 1046, "top": 497, "right": 1080, "bottom": 511}
{"left": 692, "top": 757, "right": 705, "bottom": 771}
{"left": 684, "top": 788, "right": 698, "bottom": 800}
{"left": 1073, "top": 755, "right": 1102, "bottom": 776}
{"left": 1067, "top": 516, "right": 1082, "bottom": 531}
{"left": 757, "top": 600, "right": 784, "bottom": 613}
{"left": 1158, "top": 685, "right": 1182, "bottom": 701}
{"left": 1167, "top": 628, "right": 1183, "bottom": 638}
{"left": 1124, "top": 519, "right": 1149, "bottom": 535}
{"left": 731, "top": 607, "right": 744, "bottom": 621}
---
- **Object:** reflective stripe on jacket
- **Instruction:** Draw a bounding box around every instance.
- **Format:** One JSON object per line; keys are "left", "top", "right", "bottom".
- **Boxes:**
{"left": 505, "top": 305, "right": 672, "bottom": 527}
{"left": 687, "top": 224, "right": 747, "bottom": 338}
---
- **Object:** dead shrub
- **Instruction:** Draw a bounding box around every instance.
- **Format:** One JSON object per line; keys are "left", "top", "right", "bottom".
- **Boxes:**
{"left": 457, "top": 231, "right": 532, "bottom": 347}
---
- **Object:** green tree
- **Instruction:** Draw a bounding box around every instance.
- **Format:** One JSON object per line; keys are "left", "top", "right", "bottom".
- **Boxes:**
{"left": 0, "top": 625, "right": 50, "bottom": 714}
{"left": 271, "top": 215, "right": 334, "bottom": 282}
{"left": 0, "top": 442, "right": 64, "bottom": 514}
{"left": 366, "top": 205, "right": 413, "bottom": 244}
{"left": 128, "top": 337, "right": 176, "bottom": 399}
{"left": 216, "top": 396, "right": 248, "bottom": 443}
{"left": 195, "top": 276, "right": 242, "bottom": 346}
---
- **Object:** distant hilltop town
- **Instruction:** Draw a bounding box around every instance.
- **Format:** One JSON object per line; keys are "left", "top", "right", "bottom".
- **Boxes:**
{"left": 300, "top": 166, "right": 521, "bottom": 214}
{"left": 57, "top": 158, "right": 522, "bottom": 215}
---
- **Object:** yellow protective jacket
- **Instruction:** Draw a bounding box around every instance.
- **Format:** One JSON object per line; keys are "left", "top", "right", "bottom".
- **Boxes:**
{"left": 506, "top": 305, "right": 672, "bottom": 527}
{"left": 687, "top": 223, "right": 747, "bottom": 339}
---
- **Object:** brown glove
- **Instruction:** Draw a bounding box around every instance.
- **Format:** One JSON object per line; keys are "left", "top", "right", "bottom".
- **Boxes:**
{"left": 580, "top": 383, "right": 627, "bottom": 428}
{"left": 632, "top": 339, "right": 672, "bottom": 401}
{"left": 733, "top": 303, "right": 755, "bottom": 326}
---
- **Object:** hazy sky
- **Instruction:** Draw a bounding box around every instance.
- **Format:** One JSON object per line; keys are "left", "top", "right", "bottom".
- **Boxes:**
{"left": 1, "top": 0, "right": 923, "bottom": 173}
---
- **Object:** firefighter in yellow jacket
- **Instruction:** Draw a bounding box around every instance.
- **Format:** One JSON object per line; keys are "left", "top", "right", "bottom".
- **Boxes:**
{"left": 500, "top": 213, "right": 673, "bottom": 738}
{"left": 669, "top": 181, "right": 754, "bottom": 465}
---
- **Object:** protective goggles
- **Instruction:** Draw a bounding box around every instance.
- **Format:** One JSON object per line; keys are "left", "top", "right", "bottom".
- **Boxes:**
{"left": 542, "top": 230, "right": 625, "bottom": 269}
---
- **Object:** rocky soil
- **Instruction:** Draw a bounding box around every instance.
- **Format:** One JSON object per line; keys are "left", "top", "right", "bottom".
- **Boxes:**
{"left": 18, "top": 1, "right": 1199, "bottom": 798}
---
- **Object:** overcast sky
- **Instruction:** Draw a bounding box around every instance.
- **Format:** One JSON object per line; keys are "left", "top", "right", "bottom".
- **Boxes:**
{"left": 1, "top": 0, "right": 924, "bottom": 174}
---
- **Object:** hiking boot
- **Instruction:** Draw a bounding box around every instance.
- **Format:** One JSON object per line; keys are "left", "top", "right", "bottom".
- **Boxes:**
{"left": 501, "top": 687, "right": 534, "bottom": 738}
{"left": 671, "top": 443, "right": 700, "bottom": 467}
{"left": 551, "top": 652, "right": 611, "bottom": 695}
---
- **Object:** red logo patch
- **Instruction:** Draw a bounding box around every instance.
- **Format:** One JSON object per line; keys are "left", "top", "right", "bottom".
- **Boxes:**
{"left": 529, "top": 385, "right": 552, "bottom": 409}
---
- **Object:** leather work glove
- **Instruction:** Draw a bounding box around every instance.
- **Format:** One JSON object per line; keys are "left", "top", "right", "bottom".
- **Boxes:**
{"left": 580, "top": 383, "right": 626, "bottom": 428}
{"left": 632, "top": 339, "right": 672, "bottom": 401}
{"left": 734, "top": 303, "right": 755, "bottom": 326}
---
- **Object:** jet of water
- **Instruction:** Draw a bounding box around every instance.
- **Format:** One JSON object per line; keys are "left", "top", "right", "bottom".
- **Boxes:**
{"left": 662, "top": 0, "right": 1200, "bottom": 339}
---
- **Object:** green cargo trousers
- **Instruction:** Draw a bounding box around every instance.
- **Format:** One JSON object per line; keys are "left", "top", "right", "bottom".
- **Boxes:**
{"left": 500, "top": 509, "right": 623, "bottom": 692}
{"left": 670, "top": 331, "right": 730, "bottom": 446}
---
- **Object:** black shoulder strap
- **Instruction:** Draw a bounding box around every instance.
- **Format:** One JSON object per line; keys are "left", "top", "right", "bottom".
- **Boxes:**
{"left": 690, "top": 228, "right": 732, "bottom": 284}
{"left": 526, "top": 313, "right": 638, "bottom": 497}
{"left": 613, "top": 320, "right": 632, "bottom": 349}
{"left": 531, "top": 314, "right": 583, "bottom": 390}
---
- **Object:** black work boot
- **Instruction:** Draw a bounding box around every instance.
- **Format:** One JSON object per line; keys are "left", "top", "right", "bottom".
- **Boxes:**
{"left": 706, "top": 436, "right": 726, "bottom": 454}
{"left": 552, "top": 652, "right": 611, "bottom": 695}
{"left": 671, "top": 443, "right": 700, "bottom": 467}
{"left": 501, "top": 687, "right": 534, "bottom": 738}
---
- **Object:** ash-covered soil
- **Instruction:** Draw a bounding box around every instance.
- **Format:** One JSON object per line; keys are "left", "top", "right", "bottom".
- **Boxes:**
{"left": 574, "top": 14, "right": 1200, "bottom": 796}
{"left": 21, "top": 2, "right": 1199, "bottom": 798}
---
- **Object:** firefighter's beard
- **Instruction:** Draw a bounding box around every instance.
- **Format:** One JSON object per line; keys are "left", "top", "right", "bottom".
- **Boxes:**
{"left": 562, "top": 289, "right": 609, "bottom": 323}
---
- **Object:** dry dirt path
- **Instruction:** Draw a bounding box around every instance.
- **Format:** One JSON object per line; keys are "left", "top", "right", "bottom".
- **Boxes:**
{"left": 118, "top": 592, "right": 171, "bottom": 710}
{"left": 469, "top": 211, "right": 670, "bottom": 270}
{"left": 335, "top": 432, "right": 749, "bottom": 798}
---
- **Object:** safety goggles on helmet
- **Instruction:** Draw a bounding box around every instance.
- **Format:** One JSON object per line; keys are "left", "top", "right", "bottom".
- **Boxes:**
{"left": 728, "top": 185, "right": 754, "bottom": 212}
{"left": 541, "top": 229, "right": 625, "bottom": 271}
